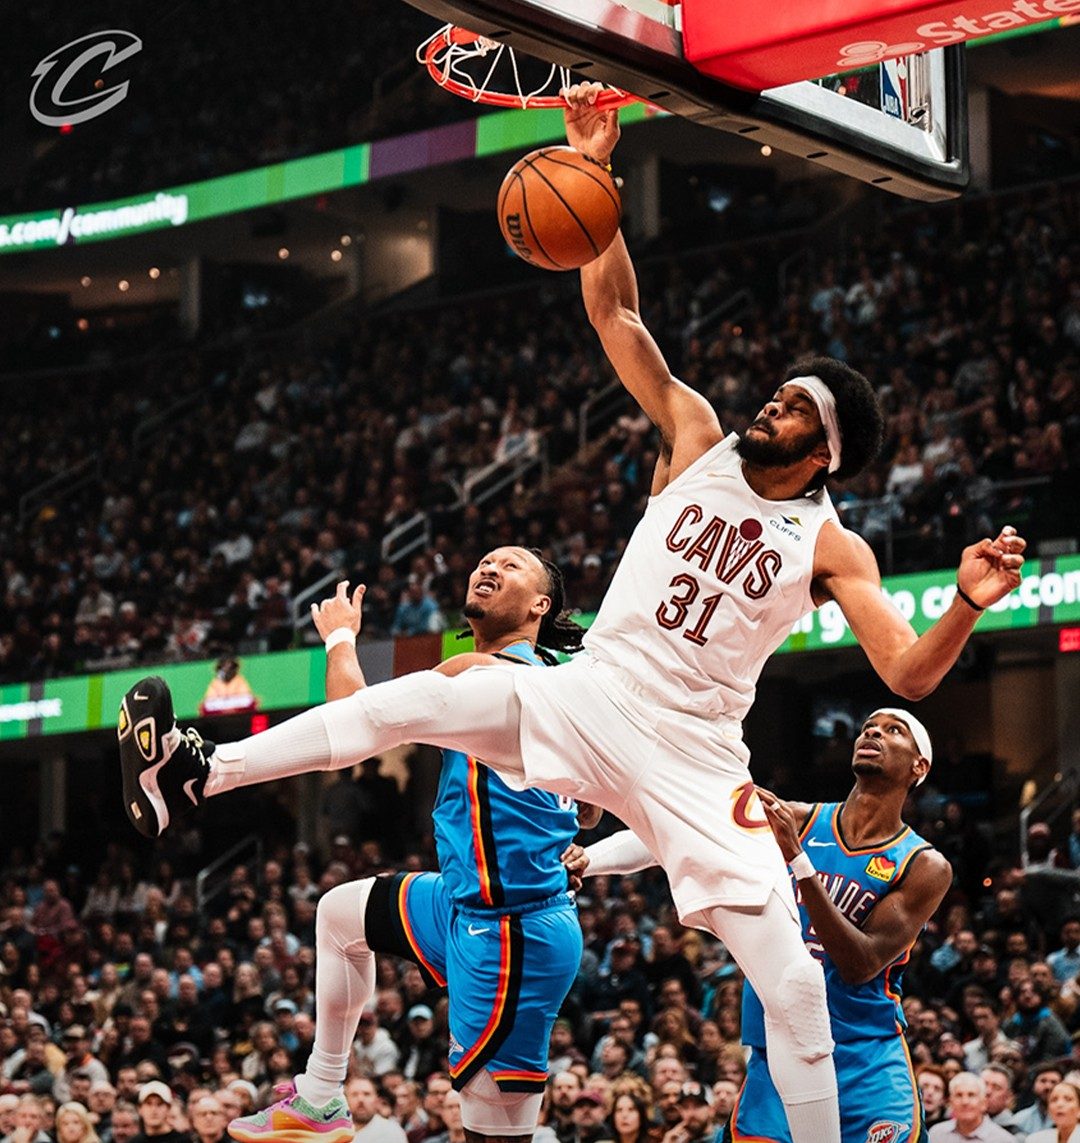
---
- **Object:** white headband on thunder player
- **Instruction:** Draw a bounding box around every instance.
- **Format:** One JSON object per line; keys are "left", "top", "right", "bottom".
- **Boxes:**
{"left": 787, "top": 375, "right": 842, "bottom": 474}
{"left": 871, "top": 707, "right": 933, "bottom": 786}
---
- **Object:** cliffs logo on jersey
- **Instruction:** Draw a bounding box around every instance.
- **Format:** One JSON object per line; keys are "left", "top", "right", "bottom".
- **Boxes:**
{"left": 768, "top": 514, "right": 804, "bottom": 542}
{"left": 866, "top": 855, "right": 898, "bottom": 883}
{"left": 665, "top": 506, "right": 783, "bottom": 599}
{"left": 866, "top": 1121, "right": 905, "bottom": 1143}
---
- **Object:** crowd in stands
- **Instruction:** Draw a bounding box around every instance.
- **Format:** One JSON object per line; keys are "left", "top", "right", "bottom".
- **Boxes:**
{"left": 2, "top": 176, "right": 1077, "bottom": 685}
{"left": 5, "top": 787, "right": 1080, "bottom": 1143}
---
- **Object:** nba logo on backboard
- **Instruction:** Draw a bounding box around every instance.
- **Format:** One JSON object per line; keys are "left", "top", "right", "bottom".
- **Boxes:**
{"left": 880, "top": 58, "right": 909, "bottom": 120}
{"left": 866, "top": 1122, "right": 905, "bottom": 1143}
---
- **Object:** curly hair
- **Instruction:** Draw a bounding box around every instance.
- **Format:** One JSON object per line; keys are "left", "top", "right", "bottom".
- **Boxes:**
{"left": 783, "top": 356, "right": 884, "bottom": 487}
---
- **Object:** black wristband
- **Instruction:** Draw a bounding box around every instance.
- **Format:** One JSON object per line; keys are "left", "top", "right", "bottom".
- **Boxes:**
{"left": 956, "top": 583, "right": 984, "bottom": 612}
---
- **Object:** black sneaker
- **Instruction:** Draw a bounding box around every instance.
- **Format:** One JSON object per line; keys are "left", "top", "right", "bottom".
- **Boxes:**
{"left": 118, "top": 676, "right": 215, "bottom": 837}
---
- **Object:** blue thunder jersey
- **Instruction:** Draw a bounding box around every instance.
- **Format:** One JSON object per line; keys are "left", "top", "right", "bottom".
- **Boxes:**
{"left": 743, "top": 802, "right": 934, "bottom": 1045}
{"left": 432, "top": 640, "right": 580, "bottom": 909}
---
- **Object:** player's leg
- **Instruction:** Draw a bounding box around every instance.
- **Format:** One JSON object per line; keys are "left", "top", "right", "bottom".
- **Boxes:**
{"left": 227, "top": 878, "right": 377, "bottom": 1143}
{"left": 118, "top": 666, "right": 529, "bottom": 837}
{"left": 450, "top": 904, "right": 581, "bottom": 1143}
{"left": 700, "top": 887, "right": 840, "bottom": 1143}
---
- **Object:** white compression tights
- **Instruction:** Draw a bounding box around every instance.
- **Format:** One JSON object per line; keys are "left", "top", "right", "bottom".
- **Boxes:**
{"left": 206, "top": 668, "right": 524, "bottom": 796}
{"left": 701, "top": 888, "right": 840, "bottom": 1143}
{"left": 295, "top": 879, "right": 376, "bottom": 1106}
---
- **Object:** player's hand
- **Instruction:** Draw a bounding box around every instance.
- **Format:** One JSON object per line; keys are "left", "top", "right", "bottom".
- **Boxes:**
{"left": 311, "top": 581, "right": 366, "bottom": 642}
{"left": 956, "top": 525, "right": 1025, "bottom": 609}
{"left": 561, "top": 843, "right": 589, "bottom": 892}
{"left": 563, "top": 82, "right": 620, "bottom": 166}
{"left": 756, "top": 786, "right": 802, "bottom": 863}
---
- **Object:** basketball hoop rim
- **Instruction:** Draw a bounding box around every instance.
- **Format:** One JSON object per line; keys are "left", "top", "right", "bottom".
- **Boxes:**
{"left": 421, "top": 24, "right": 640, "bottom": 109}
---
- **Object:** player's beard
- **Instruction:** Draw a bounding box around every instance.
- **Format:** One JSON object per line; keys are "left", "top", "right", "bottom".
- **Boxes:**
{"left": 736, "top": 421, "right": 823, "bottom": 467}
{"left": 463, "top": 601, "right": 487, "bottom": 620}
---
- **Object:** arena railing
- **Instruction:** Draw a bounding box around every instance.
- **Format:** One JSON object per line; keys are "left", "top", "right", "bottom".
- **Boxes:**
{"left": 196, "top": 832, "right": 264, "bottom": 914}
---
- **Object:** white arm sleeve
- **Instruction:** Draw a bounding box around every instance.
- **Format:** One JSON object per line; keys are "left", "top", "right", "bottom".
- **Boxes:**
{"left": 584, "top": 830, "right": 658, "bottom": 876}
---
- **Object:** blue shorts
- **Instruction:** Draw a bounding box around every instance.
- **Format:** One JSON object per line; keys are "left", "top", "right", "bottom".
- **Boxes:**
{"left": 725, "top": 1036, "right": 925, "bottom": 1143}
{"left": 366, "top": 872, "right": 582, "bottom": 1093}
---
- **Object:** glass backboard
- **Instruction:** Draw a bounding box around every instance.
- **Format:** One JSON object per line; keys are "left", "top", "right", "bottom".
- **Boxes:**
{"left": 403, "top": 0, "right": 969, "bottom": 200}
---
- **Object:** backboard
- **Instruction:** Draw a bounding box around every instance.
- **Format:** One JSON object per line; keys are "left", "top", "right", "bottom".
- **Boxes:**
{"left": 402, "top": 0, "right": 969, "bottom": 200}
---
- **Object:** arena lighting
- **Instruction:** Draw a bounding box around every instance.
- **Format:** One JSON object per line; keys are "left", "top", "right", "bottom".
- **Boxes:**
{"left": 760, "top": 145, "right": 773, "bottom": 156}
{"left": 330, "top": 249, "right": 343, "bottom": 262}
{"left": 1060, "top": 627, "right": 1080, "bottom": 653}
{"left": 76, "top": 318, "right": 89, "bottom": 331}
{"left": 118, "top": 279, "right": 129, "bottom": 291}
{"left": 148, "top": 266, "right": 160, "bottom": 279}
{"left": 80, "top": 276, "right": 91, "bottom": 287}
{"left": 278, "top": 247, "right": 289, "bottom": 259}
{"left": 340, "top": 234, "right": 352, "bottom": 246}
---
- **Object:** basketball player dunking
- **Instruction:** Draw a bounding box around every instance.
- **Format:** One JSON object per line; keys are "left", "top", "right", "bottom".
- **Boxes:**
{"left": 584, "top": 708, "right": 951, "bottom": 1143}
{"left": 117, "top": 89, "right": 1024, "bottom": 1143}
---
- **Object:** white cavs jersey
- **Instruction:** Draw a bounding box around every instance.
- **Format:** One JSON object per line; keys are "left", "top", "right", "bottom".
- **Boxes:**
{"left": 584, "top": 432, "right": 839, "bottom": 720}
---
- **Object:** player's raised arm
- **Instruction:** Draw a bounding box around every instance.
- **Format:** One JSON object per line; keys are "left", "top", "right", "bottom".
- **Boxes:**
{"left": 311, "top": 581, "right": 368, "bottom": 699}
{"left": 565, "top": 85, "right": 722, "bottom": 484}
{"left": 815, "top": 523, "right": 1026, "bottom": 701}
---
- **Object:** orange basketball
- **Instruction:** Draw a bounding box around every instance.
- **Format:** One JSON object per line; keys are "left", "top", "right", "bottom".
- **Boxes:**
{"left": 497, "top": 146, "right": 622, "bottom": 271}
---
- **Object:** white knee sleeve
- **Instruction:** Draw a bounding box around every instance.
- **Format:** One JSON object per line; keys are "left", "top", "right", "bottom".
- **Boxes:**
{"left": 768, "top": 959, "right": 834, "bottom": 1063}
{"left": 459, "top": 1070, "right": 541, "bottom": 1136}
{"left": 317, "top": 878, "right": 374, "bottom": 956}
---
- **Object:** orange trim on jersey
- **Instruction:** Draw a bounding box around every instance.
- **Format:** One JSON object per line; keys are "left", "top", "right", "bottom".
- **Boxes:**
{"left": 492, "top": 1069, "right": 547, "bottom": 1082}
{"left": 797, "top": 802, "right": 823, "bottom": 841}
{"left": 467, "top": 756, "right": 495, "bottom": 906}
{"left": 397, "top": 874, "right": 448, "bottom": 987}
{"left": 830, "top": 804, "right": 911, "bottom": 856}
{"left": 727, "top": 1088, "right": 779, "bottom": 1143}
{"left": 899, "top": 1031, "right": 922, "bottom": 1142}
{"left": 893, "top": 843, "right": 930, "bottom": 885}
{"left": 449, "top": 916, "right": 511, "bottom": 1079}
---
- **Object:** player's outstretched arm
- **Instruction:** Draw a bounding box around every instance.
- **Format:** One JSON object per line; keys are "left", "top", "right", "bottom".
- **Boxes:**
{"left": 582, "top": 829, "right": 657, "bottom": 876}
{"left": 759, "top": 792, "right": 952, "bottom": 985}
{"left": 312, "top": 581, "right": 368, "bottom": 699}
{"left": 816, "top": 523, "right": 1025, "bottom": 701}
{"left": 565, "top": 85, "right": 722, "bottom": 487}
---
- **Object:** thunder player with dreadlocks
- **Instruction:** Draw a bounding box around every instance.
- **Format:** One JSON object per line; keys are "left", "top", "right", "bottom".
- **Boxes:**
{"left": 227, "top": 548, "right": 597, "bottom": 1143}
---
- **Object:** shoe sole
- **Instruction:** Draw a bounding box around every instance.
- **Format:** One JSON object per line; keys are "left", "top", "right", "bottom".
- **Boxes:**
{"left": 118, "top": 676, "right": 174, "bottom": 838}
{"left": 229, "top": 1124, "right": 354, "bottom": 1143}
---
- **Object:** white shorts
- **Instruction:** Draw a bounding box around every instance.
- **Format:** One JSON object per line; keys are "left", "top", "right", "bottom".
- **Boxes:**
{"left": 503, "top": 655, "right": 788, "bottom": 925}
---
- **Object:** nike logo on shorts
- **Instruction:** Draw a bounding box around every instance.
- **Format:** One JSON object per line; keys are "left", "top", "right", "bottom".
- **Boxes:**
{"left": 467, "top": 924, "right": 490, "bottom": 936}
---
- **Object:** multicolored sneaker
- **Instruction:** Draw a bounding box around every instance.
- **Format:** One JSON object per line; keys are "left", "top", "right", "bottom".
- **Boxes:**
{"left": 227, "top": 1084, "right": 353, "bottom": 1143}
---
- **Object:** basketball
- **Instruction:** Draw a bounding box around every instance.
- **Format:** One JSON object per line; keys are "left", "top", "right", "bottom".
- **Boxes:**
{"left": 497, "top": 146, "right": 622, "bottom": 271}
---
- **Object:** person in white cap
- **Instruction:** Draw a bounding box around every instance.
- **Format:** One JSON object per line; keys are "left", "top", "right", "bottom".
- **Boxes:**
{"left": 120, "top": 103, "right": 1025, "bottom": 1143}
{"left": 583, "top": 708, "right": 951, "bottom": 1143}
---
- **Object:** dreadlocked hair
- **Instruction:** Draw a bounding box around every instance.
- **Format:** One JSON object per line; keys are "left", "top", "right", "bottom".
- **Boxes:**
{"left": 530, "top": 549, "right": 586, "bottom": 665}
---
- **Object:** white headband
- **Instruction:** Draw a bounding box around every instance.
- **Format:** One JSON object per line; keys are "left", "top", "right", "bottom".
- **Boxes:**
{"left": 870, "top": 708, "right": 933, "bottom": 786}
{"left": 787, "top": 375, "right": 842, "bottom": 474}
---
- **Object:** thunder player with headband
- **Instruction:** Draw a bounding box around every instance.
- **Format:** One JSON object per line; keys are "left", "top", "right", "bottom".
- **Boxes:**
{"left": 225, "top": 550, "right": 598, "bottom": 1143}
{"left": 117, "top": 93, "right": 1025, "bottom": 1143}
{"left": 583, "top": 708, "right": 950, "bottom": 1143}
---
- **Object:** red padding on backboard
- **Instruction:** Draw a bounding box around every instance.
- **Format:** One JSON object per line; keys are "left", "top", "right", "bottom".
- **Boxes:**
{"left": 681, "top": 0, "right": 1076, "bottom": 89}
